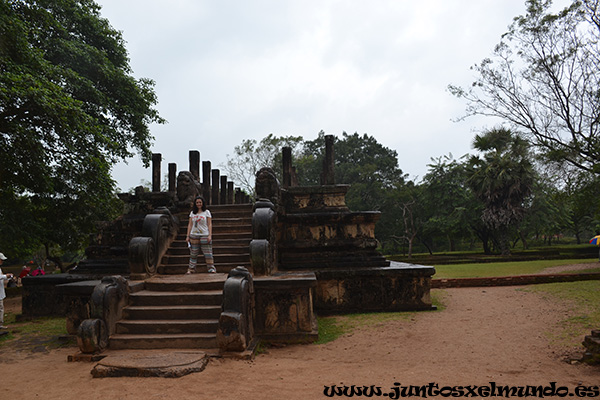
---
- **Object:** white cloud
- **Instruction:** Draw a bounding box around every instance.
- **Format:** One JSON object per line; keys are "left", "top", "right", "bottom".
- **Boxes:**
{"left": 100, "top": 0, "right": 572, "bottom": 191}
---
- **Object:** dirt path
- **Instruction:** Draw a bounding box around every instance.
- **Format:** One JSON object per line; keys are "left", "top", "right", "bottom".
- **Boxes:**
{"left": 538, "top": 263, "right": 600, "bottom": 274}
{"left": 1, "top": 282, "right": 598, "bottom": 400}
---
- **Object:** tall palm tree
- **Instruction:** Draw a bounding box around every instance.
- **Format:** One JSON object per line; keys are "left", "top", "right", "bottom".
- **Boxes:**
{"left": 467, "top": 127, "right": 536, "bottom": 255}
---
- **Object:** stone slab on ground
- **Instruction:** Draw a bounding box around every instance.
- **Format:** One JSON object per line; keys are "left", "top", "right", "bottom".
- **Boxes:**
{"left": 68, "top": 352, "right": 106, "bottom": 362}
{"left": 91, "top": 350, "right": 209, "bottom": 378}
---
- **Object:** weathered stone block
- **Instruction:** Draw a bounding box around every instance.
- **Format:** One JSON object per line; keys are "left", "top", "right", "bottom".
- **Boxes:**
{"left": 254, "top": 273, "right": 318, "bottom": 343}
{"left": 22, "top": 274, "right": 101, "bottom": 317}
{"left": 314, "top": 263, "right": 436, "bottom": 314}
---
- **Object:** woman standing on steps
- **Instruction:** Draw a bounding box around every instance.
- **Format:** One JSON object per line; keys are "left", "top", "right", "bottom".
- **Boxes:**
{"left": 186, "top": 196, "right": 216, "bottom": 274}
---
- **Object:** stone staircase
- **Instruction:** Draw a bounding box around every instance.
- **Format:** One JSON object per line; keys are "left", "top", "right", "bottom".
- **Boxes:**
{"left": 109, "top": 203, "right": 253, "bottom": 350}
{"left": 158, "top": 203, "right": 253, "bottom": 274}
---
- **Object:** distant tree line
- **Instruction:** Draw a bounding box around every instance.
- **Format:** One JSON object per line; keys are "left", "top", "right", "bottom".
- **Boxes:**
{"left": 224, "top": 128, "right": 599, "bottom": 257}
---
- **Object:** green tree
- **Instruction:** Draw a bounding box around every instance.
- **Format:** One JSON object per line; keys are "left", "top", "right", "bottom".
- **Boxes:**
{"left": 518, "top": 179, "right": 569, "bottom": 247}
{"left": 449, "top": 0, "right": 600, "bottom": 174}
{"left": 560, "top": 172, "right": 600, "bottom": 242}
{"left": 302, "top": 131, "right": 406, "bottom": 212}
{"left": 0, "top": 0, "right": 164, "bottom": 261}
{"left": 379, "top": 180, "right": 425, "bottom": 257}
{"left": 420, "top": 154, "right": 475, "bottom": 252}
{"left": 467, "top": 128, "right": 536, "bottom": 255}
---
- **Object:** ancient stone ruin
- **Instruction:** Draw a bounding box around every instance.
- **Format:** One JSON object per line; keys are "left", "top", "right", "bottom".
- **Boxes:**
{"left": 252, "top": 135, "right": 435, "bottom": 315}
{"left": 21, "top": 136, "right": 435, "bottom": 359}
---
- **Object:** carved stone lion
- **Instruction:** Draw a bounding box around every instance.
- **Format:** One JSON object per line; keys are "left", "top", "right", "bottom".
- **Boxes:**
{"left": 176, "top": 171, "right": 202, "bottom": 206}
{"left": 255, "top": 167, "right": 280, "bottom": 205}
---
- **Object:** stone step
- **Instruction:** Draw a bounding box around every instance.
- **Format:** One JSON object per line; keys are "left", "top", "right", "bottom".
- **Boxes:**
{"left": 115, "top": 319, "right": 219, "bottom": 335}
{"left": 109, "top": 333, "right": 216, "bottom": 350}
{"left": 173, "top": 229, "right": 251, "bottom": 238}
{"left": 129, "top": 290, "right": 223, "bottom": 306}
{"left": 177, "top": 222, "right": 252, "bottom": 233}
{"left": 178, "top": 217, "right": 252, "bottom": 228}
{"left": 122, "top": 305, "right": 221, "bottom": 320}
{"left": 167, "top": 244, "right": 249, "bottom": 255}
{"left": 208, "top": 204, "right": 253, "bottom": 214}
{"left": 175, "top": 232, "right": 252, "bottom": 241}
{"left": 177, "top": 207, "right": 253, "bottom": 222}
{"left": 161, "top": 253, "right": 250, "bottom": 265}
{"left": 158, "top": 263, "right": 250, "bottom": 275}
{"left": 143, "top": 275, "right": 227, "bottom": 292}
{"left": 170, "top": 238, "right": 251, "bottom": 246}
{"left": 176, "top": 203, "right": 253, "bottom": 212}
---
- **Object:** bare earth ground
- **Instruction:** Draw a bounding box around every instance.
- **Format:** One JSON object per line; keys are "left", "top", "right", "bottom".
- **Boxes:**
{"left": 1, "top": 264, "right": 599, "bottom": 400}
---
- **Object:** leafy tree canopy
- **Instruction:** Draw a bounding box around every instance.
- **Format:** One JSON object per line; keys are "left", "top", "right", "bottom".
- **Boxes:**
{"left": 449, "top": 0, "right": 600, "bottom": 174}
{"left": 0, "top": 0, "right": 164, "bottom": 259}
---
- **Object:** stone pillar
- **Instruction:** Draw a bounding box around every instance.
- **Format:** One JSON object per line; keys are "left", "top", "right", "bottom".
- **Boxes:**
{"left": 211, "top": 169, "right": 220, "bottom": 205}
{"left": 152, "top": 153, "right": 161, "bottom": 192}
{"left": 220, "top": 176, "right": 227, "bottom": 205}
{"left": 320, "top": 135, "right": 335, "bottom": 185}
{"left": 227, "top": 181, "right": 234, "bottom": 204}
{"left": 168, "top": 163, "right": 177, "bottom": 192}
{"left": 202, "top": 161, "right": 211, "bottom": 205}
{"left": 235, "top": 188, "right": 242, "bottom": 204}
{"left": 282, "top": 147, "right": 292, "bottom": 188}
{"left": 189, "top": 150, "right": 200, "bottom": 181}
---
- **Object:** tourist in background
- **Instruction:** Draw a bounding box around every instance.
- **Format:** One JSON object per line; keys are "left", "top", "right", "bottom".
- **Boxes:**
{"left": 185, "top": 196, "right": 216, "bottom": 274}
{"left": 0, "top": 253, "right": 14, "bottom": 329}
{"left": 18, "top": 265, "right": 31, "bottom": 284}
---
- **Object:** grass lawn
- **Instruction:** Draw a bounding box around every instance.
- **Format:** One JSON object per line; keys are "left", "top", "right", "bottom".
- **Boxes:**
{"left": 525, "top": 280, "right": 600, "bottom": 348}
{"left": 0, "top": 313, "right": 72, "bottom": 351}
{"left": 432, "top": 258, "right": 600, "bottom": 279}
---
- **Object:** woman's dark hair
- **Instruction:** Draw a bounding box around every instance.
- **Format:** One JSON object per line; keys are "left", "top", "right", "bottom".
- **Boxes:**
{"left": 192, "top": 196, "right": 207, "bottom": 213}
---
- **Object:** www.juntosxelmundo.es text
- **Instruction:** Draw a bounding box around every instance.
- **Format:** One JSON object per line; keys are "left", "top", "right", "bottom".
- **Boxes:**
{"left": 323, "top": 382, "right": 600, "bottom": 398}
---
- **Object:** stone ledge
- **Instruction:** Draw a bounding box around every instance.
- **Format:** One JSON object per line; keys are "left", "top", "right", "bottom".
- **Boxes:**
{"left": 315, "top": 262, "right": 435, "bottom": 280}
{"left": 254, "top": 272, "right": 317, "bottom": 290}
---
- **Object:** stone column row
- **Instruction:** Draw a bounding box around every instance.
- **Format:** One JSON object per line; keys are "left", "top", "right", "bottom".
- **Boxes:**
{"left": 151, "top": 151, "right": 250, "bottom": 204}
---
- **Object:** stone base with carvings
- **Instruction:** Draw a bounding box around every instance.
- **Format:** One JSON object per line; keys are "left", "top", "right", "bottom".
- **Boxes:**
{"left": 313, "top": 262, "right": 436, "bottom": 315}
{"left": 254, "top": 273, "right": 319, "bottom": 343}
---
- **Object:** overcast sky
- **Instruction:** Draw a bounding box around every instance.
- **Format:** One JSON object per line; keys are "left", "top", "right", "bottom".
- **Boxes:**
{"left": 96, "top": 0, "right": 570, "bottom": 192}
